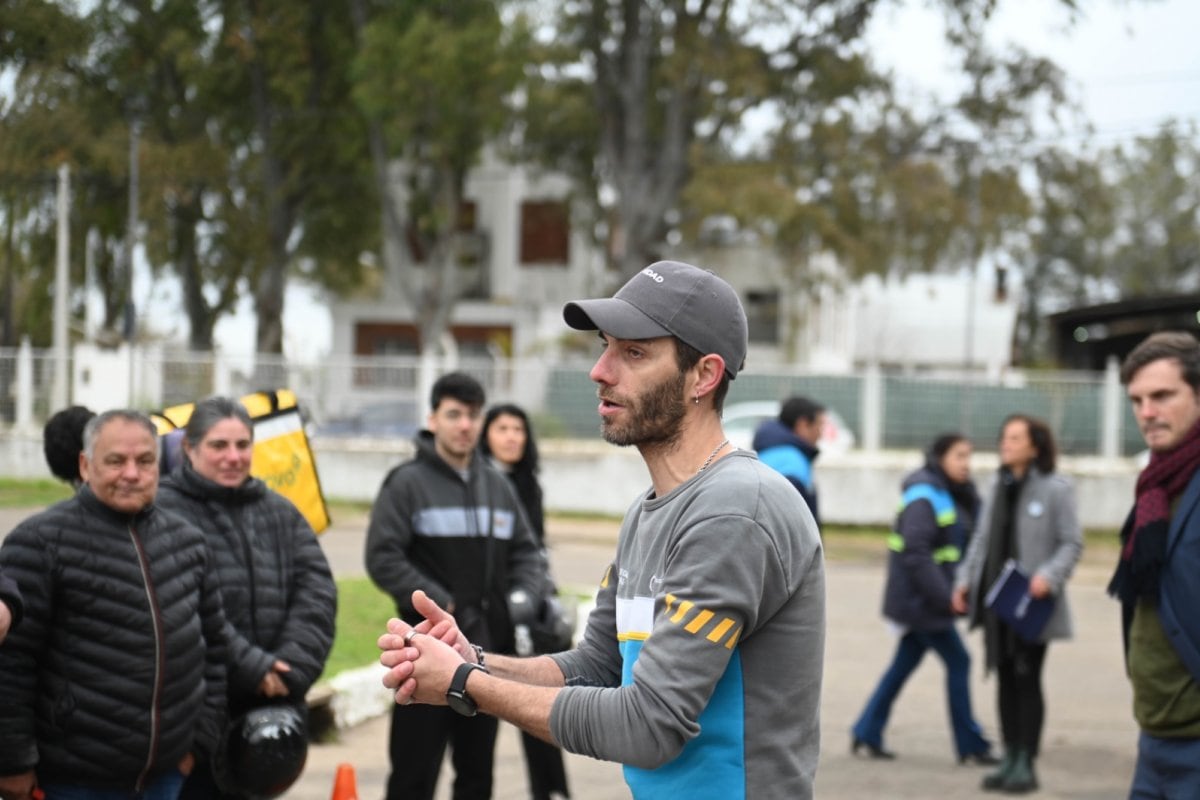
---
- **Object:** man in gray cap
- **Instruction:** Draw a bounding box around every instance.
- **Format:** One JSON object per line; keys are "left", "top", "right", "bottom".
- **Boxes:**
{"left": 379, "top": 260, "right": 826, "bottom": 800}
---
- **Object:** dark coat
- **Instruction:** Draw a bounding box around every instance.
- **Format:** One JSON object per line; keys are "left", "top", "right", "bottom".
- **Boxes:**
{"left": 0, "top": 487, "right": 227, "bottom": 788}
{"left": 364, "top": 431, "right": 544, "bottom": 652}
{"left": 1118, "top": 467, "right": 1200, "bottom": 683}
{"left": 0, "top": 566, "right": 21, "bottom": 630}
{"left": 158, "top": 461, "right": 337, "bottom": 710}
{"left": 752, "top": 419, "right": 821, "bottom": 526}
{"left": 883, "top": 464, "right": 978, "bottom": 631}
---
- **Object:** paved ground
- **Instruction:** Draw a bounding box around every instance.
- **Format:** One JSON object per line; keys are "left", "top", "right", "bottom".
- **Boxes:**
{"left": 0, "top": 506, "right": 1139, "bottom": 799}
{"left": 291, "top": 511, "right": 1138, "bottom": 800}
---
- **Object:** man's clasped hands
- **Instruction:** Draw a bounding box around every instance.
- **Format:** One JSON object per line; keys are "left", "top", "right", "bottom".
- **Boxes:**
{"left": 379, "top": 589, "right": 479, "bottom": 706}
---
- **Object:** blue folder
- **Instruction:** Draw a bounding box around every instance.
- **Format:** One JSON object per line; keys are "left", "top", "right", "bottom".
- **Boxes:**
{"left": 984, "top": 559, "right": 1056, "bottom": 643}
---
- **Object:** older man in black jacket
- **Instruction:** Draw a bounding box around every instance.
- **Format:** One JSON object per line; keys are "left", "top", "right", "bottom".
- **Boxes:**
{"left": 0, "top": 409, "right": 227, "bottom": 800}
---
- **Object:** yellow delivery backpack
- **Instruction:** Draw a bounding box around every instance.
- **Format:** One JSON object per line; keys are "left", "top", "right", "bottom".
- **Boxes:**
{"left": 150, "top": 389, "right": 331, "bottom": 534}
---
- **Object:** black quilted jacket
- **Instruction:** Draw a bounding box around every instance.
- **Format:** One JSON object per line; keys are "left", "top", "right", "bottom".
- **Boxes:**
{"left": 0, "top": 487, "right": 227, "bottom": 788}
{"left": 157, "top": 461, "right": 336, "bottom": 712}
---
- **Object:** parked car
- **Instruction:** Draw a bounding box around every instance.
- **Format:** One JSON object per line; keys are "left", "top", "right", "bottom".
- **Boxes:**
{"left": 310, "top": 401, "right": 420, "bottom": 440}
{"left": 723, "top": 400, "right": 856, "bottom": 455}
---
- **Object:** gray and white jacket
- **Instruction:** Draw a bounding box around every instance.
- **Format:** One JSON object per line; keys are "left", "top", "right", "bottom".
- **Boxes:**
{"left": 956, "top": 466, "right": 1084, "bottom": 641}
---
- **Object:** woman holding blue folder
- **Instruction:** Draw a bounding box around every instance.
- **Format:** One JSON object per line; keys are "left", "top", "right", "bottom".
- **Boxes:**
{"left": 953, "top": 414, "right": 1084, "bottom": 794}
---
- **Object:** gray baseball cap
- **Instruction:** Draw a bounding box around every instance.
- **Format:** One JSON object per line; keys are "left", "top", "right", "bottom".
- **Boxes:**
{"left": 562, "top": 260, "right": 748, "bottom": 379}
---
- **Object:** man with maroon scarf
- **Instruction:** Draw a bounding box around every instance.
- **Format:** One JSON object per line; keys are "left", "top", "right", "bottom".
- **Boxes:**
{"left": 1110, "top": 331, "right": 1200, "bottom": 799}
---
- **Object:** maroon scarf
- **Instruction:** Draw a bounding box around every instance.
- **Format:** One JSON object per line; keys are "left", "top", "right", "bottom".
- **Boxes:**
{"left": 1109, "top": 417, "right": 1200, "bottom": 604}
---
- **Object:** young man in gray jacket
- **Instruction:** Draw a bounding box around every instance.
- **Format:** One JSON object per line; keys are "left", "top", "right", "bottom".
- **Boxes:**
{"left": 379, "top": 261, "right": 826, "bottom": 800}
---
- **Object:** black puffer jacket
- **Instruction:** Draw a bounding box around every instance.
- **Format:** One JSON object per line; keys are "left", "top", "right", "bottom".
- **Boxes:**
{"left": 0, "top": 566, "right": 21, "bottom": 631}
{"left": 0, "top": 488, "right": 227, "bottom": 788}
{"left": 158, "top": 461, "right": 337, "bottom": 711}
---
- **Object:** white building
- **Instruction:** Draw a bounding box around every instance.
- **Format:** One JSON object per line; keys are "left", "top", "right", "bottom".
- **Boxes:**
{"left": 326, "top": 153, "right": 1023, "bottom": 420}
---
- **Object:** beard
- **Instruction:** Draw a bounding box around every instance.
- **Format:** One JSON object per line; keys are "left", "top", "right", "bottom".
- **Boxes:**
{"left": 599, "top": 368, "right": 688, "bottom": 448}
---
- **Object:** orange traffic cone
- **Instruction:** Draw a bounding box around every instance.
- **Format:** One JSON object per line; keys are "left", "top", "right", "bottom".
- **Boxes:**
{"left": 330, "top": 763, "right": 359, "bottom": 800}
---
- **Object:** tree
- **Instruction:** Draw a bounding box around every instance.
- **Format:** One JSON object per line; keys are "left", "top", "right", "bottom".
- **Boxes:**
{"left": 1016, "top": 147, "right": 1115, "bottom": 363}
{"left": 0, "top": 0, "right": 97, "bottom": 347}
{"left": 351, "top": 0, "right": 527, "bottom": 357}
{"left": 207, "top": 0, "right": 373, "bottom": 356}
{"left": 516, "top": 0, "right": 1099, "bottom": 316}
{"left": 1106, "top": 122, "right": 1200, "bottom": 296}
{"left": 515, "top": 0, "right": 889, "bottom": 281}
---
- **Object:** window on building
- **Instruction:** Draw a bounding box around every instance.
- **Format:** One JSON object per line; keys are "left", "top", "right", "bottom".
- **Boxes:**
{"left": 520, "top": 201, "right": 570, "bottom": 264}
{"left": 407, "top": 201, "right": 478, "bottom": 263}
{"left": 745, "top": 289, "right": 780, "bottom": 344}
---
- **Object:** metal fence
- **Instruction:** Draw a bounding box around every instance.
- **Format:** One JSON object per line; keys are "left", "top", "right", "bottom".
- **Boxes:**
{"left": 0, "top": 344, "right": 1142, "bottom": 457}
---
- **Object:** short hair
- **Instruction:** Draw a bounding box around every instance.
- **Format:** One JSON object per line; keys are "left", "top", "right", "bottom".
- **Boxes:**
{"left": 82, "top": 409, "right": 159, "bottom": 461}
{"left": 44, "top": 405, "right": 96, "bottom": 484}
{"left": 780, "top": 396, "right": 825, "bottom": 429}
{"left": 1001, "top": 413, "right": 1056, "bottom": 474}
{"left": 929, "top": 432, "right": 969, "bottom": 462}
{"left": 1120, "top": 331, "right": 1200, "bottom": 390}
{"left": 184, "top": 396, "right": 254, "bottom": 449}
{"left": 431, "top": 372, "right": 486, "bottom": 412}
{"left": 674, "top": 339, "right": 732, "bottom": 414}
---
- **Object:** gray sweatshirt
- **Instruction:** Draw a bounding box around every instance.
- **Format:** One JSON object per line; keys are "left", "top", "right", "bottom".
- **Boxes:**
{"left": 549, "top": 450, "right": 825, "bottom": 799}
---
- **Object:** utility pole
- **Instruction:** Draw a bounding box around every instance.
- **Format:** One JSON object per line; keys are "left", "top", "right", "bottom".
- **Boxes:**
{"left": 51, "top": 163, "right": 70, "bottom": 412}
{"left": 125, "top": 108, "right": 141, "bottom": 405}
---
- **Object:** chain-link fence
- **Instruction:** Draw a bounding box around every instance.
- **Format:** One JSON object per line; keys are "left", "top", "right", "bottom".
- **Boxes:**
{"left": 0, "top": 345, "right": 1142, "bottom": 457}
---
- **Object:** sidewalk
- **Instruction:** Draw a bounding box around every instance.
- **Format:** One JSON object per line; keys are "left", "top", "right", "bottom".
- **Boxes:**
{"left": 0, "top": 506, "right": 1137, "bottom": 798}
{"left": 289, "top": 514, "right": 1138, "bottom": 799}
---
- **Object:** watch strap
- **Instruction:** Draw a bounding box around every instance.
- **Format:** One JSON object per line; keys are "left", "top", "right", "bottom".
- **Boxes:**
{"left": 447, "top": 662, "right": 485, "bottom": 716}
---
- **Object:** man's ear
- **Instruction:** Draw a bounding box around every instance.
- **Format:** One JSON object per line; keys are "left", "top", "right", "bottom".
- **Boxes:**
{"left": 693, "top": 353, "right": 726, "bottom": 399}
{"left": 78, "top": 451, "right": 89, "bottom": 484}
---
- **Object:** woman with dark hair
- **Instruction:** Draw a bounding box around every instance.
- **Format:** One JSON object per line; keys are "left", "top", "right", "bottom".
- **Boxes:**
{"left": 953, "top": 414, "right": 1083, "bottom": 794}
{"left": 157, "top": 396, "right": 337, "bottom": 798}
{"left": 851, "top": 433, "right": 997, "bottom": 765}
{"left": 480, "top": 404, "right": 572, "bottom": 800}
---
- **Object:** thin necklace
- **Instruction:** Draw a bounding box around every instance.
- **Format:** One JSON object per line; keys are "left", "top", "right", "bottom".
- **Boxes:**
{"left": 698, "top": 439, "right": 731, "bottom": 473}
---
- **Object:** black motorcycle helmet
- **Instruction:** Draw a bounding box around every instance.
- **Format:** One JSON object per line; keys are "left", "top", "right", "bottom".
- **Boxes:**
{"left": 219, "top": 704, "right": 309, "bottom": 799}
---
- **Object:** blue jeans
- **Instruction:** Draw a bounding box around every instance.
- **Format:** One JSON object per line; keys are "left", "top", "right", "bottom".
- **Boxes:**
{"left": 1130, "top": 731, "right": 1200, "bottom": 799}
{"left": 852, "top": 627, "right": 991, "bottom": 759}
{"left": 40, "top": 770, "right": 185, "bottom": 800}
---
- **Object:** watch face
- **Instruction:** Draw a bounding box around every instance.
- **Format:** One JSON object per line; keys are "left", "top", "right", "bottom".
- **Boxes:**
{"left": 447, "top": 691, "right": 478, "bottom": 717}
{"left": 447, "top": 663, "right": 481, "bottom": 717}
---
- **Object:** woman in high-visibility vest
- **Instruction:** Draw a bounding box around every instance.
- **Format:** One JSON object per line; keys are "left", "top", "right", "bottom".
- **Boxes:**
{"left": 852, "top": 432, "right": 998, "bottom": 766}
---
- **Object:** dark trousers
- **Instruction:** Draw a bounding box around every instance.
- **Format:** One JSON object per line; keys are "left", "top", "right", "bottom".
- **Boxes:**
{"left": 520, "top": 730, "right": 571, "bottom": 799}
{"left": 996, "top": 638, "right": 1047, "bottom": 757}
{"left": 387, "top": 702, "right": 499, "bottom": 800}
{"left": 851, "top": 628, "right": 991, "bottom": 758}
{"left": 1130, "top": 731, "right": 1200, "bottom": 799}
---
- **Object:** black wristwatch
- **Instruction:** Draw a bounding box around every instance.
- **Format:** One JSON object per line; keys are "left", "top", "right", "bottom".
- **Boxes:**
{"left": 447, "top": 662, "right": 485, "bottom": 717}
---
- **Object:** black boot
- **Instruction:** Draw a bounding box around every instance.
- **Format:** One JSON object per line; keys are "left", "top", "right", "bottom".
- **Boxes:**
{"left": 1002, "top": 749, "right": 1038, "bottom": 794}
{"left": 981, "top": 750, "right": 1015, "bottom": 791}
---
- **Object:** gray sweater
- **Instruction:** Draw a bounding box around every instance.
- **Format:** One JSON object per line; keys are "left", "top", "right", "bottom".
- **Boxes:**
{"left": 549, "top": 450, "right": 825, "bottom": 800}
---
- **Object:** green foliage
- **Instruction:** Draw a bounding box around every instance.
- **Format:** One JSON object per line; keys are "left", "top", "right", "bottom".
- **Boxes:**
{"left": 0, "top": 478, "right": 72, "bottom": 508}
{"left": 2, "top": 0, "right": 1186, "bottom": 366}
{"left": 1108, "top": 122, "right": 1200, "bottom": 296}
{"left": 319, "top": 576, "right": 395, "bottom": 681}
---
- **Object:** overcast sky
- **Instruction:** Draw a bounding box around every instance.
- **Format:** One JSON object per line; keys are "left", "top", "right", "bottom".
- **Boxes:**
{"left": 868, "top": 0, "right": 1200, "bottom": 148}
{"left": 200, "top": 0, "right": 1200, "bottom": 359}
